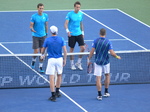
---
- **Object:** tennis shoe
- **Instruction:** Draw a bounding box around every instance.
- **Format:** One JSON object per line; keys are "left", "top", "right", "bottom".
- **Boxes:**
{"left": 31, "top": 61, "right": 35, "bottom": 69}
{"left": 55, "top": 92, "right": 61, "bottom": 98}
{"left": 71, "top": 64, "right": 76, "bottom": 70}
{"left": 48, "top": 96, "right": 56, "bottom": 102}
{"left": 103, "top": 93, "right": 110, "bottom": 97}
{"left": 75, "top": 63, "right": 83, "bottom": 70}
{"left": 38, "top": 67, "right": 45, "bottom": 73}
{"left": 97, "top": 96, "right": 102, "bottom": 100}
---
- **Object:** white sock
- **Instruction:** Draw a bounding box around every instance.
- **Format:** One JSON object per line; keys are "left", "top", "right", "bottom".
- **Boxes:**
{"left": 32, "top": 58, "right": 36, "bottom": 62}
{"left": 77, "top": 58, "right": 82, "bottom": 64}
{"left": 39, "top": 63, "right": 43, "bottom": 68}
{"left": 70, "top": 60, "right": 74, "bottom": 65}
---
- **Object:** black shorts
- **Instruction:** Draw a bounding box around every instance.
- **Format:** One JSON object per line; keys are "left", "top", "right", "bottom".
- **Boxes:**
{"left": 32, "top": 36, "right": 46, "bottom": 49}
{"left": 68, "top": 35, "right": 84, "bottom": 48}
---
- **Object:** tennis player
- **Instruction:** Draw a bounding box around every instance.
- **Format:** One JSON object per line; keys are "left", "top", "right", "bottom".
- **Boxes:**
{"left": 41, "top": 26, "right": 67, "bottom": 102}
{"left": 30, "top": 3, "right": 49, "bottom": 73}
{"left": 64, "top": 1, "right": 85, "bottom": 70}
{"left": 88, "top": 28, "right": 121, "bottom": 100}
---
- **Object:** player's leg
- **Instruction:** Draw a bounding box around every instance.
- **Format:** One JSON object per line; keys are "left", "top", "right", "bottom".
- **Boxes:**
{"left": 55, "top": 57, "right": 63, "bottom": 97}
{"left": 103, "top": 63, "right": 111, "bottom": 97}
{"left": 31, "top": 36, "right": 39, "bottom": 69}
{"left": 94, "top": 63, "right": 103, "bottom": 100}
{"left": 75, "top": 35, "right": 85, "bottom": 70}
{"left": 38, "top": 36, "right": 46, "bottom": 73}
{"left": 68, "top": 36, "right": 76, "bottom": 70}
{"left": 46, "top": 58, "right": 56, "bottom": 101}
{"left": 49, "top": 75, "right": 56, "bottom": 101}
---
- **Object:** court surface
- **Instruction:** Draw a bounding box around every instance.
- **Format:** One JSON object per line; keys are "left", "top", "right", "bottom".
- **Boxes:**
{"left": 0, "top": 9, "right": 150, "bottom": 112}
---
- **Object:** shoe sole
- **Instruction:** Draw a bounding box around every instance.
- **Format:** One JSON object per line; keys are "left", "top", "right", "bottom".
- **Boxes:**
{"left": 48, "top": 98, "right": 56, "bottom": 102}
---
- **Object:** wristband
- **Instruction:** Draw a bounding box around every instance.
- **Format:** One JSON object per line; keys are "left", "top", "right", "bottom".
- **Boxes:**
{"left": 115, "top": 55, "right": 119, "bottom": 59}
{"left": 82, "top": 31, "right": 84, "bottom": 35}
{"left": 66, "top": 29, "right": 69, "bottom": 33}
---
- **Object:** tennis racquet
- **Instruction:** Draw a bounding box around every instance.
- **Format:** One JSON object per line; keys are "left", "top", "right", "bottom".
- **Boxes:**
{"left": 84, "top": 43, "right": 94, "bottom": 73}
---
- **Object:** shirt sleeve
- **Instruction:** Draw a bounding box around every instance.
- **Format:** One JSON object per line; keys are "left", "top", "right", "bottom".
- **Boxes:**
{"left": 62, "top": 37, "right": 66, "bottom": 46}
{"left": 92, "top": 39, "right": 96, "bottom": 48}
{"left": 108, "top": 41, "right": 113, "bottom": 50}
{"left": 45, "top": 13, "right": 49, "bottom": 22}
{"left": 65, "top": 12, "right": 70, "bottom": 20}
{"left": 30, "top": 15, "right": 34, "bottom": 23}
{"left": 43, "top": 39, "right": 47, "bottom": 48}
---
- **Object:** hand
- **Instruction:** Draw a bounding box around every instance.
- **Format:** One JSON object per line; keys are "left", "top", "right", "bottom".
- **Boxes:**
{"left": 87, "top": 57, "right": 90, "bottom": 66}
{"left": 40, "top": 54, "right": 45, "bottom": 60}
{"left": 117, "top": 56, "right": 121, "bottom": 59}
{"left": 67, "top": 32, "right": 72, "bottom": 37}
{"left": 30, "top": 28, "right": 36, "bottom": 32}
{"left": 63, "top": 60, "right": 66, "bottom": 66}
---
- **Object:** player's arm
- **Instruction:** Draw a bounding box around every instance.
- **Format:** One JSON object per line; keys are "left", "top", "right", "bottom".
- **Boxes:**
{"left": 109, "top": 49, "right": 121, "bottom": 59}
{"left": 62, "top": 46, "right": 67, "bottom": 66}
{"left": 30, "top": 22, "right": 36, "bottom": 32}
{"left": 64, "top": 20, "right": 71, "bottom": 37}
{"left": 88, "top": 47, "right": 95, "bottom": 63}
{"left": 88, "top": 48, "right": 95, "bottom": 59}
{"left": 80, "top": 22, "right": 84, "bottom": 38}
{"left": 45, "top": 21, "right": 48, "bottom": 36}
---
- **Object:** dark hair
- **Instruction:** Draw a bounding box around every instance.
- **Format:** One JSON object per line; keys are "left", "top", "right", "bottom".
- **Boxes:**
{"left": 37, "top": 3, "right": 44, "bottom": 8}
{"left": 100, "top": 28, "right": 106, "bottom": 36}
{"left": 52, "top": 32, "right": 57, "bottom": 35}
{"left": 74, "top": 1, "right": 81, "bottom": 7}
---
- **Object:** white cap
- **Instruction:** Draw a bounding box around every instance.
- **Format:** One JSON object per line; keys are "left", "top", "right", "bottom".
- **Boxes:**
{"left": 50, "top": 25, "right": 58, "bottom": 34}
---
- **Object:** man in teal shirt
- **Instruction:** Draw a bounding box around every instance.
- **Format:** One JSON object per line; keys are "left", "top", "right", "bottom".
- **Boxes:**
{"left": 30, "top": 3, "right": 49, "bottom": 73}
{"left": 64, "top": 1, "right": 85, "bottom": 70}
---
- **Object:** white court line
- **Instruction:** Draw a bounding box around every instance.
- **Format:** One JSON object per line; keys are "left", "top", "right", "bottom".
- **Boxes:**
{"left": 1, "top": 39, "right": 127, "bottom": 44}
{"left": 0, "top": 43, "right": 88, "bottom": 112}
{"left": 117, "top": 9, "right": 150, "bottom": 28}
{"left": 81, "top": 11, "right": 148, "bottom": 50}
{"left": 0, "top": 9, "right": 117, "bottom": 12}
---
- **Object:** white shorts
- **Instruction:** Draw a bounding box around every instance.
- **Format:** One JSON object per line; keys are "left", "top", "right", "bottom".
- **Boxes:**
{"left": 46, "top": 57, "right": 63, "bottom": 75}
{"left": 94, "top": 63, "right": 110, "bottom": 76}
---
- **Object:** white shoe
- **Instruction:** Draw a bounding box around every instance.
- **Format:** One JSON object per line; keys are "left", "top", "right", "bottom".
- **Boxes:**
{"left": 71, "top": 64, "right": 76, "bottom": 70}
{"left": 75, "top": 63, "right": 83, "bottom": 70}
{"left": 97, "top": 96, "right": 102, "bottom": 100}
{"left": 103, "top": 93, "right": 110, "bottom": 97}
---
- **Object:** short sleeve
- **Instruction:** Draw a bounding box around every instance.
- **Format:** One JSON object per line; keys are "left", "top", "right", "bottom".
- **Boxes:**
{"left": 30, "top": 15, "right": 34, "bottom": 23}
{"left": 61, "top": 37, "right": 66, "bottom": 46}
{"left": 92, "top": 39, "right": 96, "bottom": 48}
{"left": 65, "top": 12, "right": 70, "bottom": 20}
{"left": 108, "top": 41, "right": 113, "bottom": 50}
{"left": 43, "top": 39, "right": 48, "bottom": 48}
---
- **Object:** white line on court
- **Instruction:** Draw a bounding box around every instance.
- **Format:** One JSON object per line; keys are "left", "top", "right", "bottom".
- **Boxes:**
{"left": 0, "top": 39, "right": 127, "bottom": 44}
{"left": 0, "top": 9, "right": 117, "bottom": 12}
{"left": 117, "top": 9, "right": 150, "bottom": 28}
{"left": 0, "top": 43, "right": 88, "bottom": 112}
{"left": 81, "top": 10, "right": 148, "bottom": 50}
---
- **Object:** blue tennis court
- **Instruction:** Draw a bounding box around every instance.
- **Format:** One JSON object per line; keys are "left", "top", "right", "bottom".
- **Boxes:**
{"left": 0, "top": 9, "right": 150, "bottom": 112}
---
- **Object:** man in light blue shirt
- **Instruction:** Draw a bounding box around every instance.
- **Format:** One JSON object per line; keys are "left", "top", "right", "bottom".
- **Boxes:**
{"left": 64, "top": 1, "right": 85, "bottom": 70}
{"left": 30, "top": 3, "right": 49, "bottom": 73}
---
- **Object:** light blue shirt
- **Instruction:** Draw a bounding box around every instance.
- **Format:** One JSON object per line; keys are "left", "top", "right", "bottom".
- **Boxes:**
{"left": 92, "top": 37, "right": 113, "bottom": 65}
{"left": 66, "top": 11, "right": 83, "bottom": 36}
{"left": 43, "top": 36, "right": 66, "bottom": 59}
{"left": 30, "top": 13, "right": 49, "bottom": 37}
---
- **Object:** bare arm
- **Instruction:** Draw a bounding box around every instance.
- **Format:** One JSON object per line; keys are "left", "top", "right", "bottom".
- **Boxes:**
{"left": 64, "top": 20, "right": 71, "bottom": 37}
{"left": 80, "top": 22, "right": 84, "bottom": 38}
{"left": 45, "top": 21, "right": 48, "bottom": 35}
{"left": 62, "top": 46, "right": 67, "bottom": 66}
{"left": 88, "top": 48, "right": 95, "bottom": 60}
{"left": 30, "top": 22, "right": 36, "bottom": 32}
{"left": 109, "top": 49, "right": 121, "bottom": 59}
